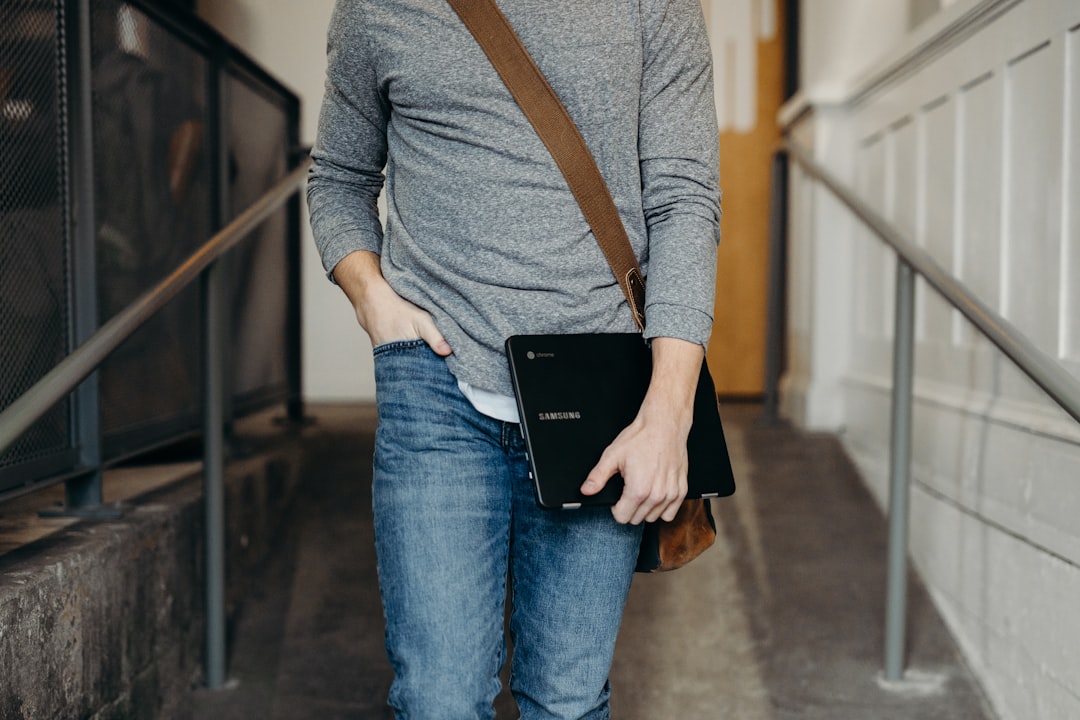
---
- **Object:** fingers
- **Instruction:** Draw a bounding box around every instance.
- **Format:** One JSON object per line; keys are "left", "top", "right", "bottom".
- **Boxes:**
{"left": 591, "top": 421, "right": 689, "bottom": 525}
{"left": 659, "top": 498, "right": 682, "bottom": 523}
{"left": 360, "top": 292, "right": 453, "bottom": 356}
{"left": 611, "top": 474, "right": 686, "bottom": 525}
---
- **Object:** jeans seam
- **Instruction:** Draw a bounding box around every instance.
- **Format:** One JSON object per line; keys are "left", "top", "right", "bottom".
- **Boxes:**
{"left": 497, "top": 501, "right": 512, "bottom": 712}
{"left": 507, "top": 532, "right": 519, "bottom": 699}
{"left": 372, "top": 338, "right": 427, "bottom": 356}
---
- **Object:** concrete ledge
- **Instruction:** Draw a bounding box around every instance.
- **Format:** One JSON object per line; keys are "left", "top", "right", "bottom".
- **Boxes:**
{"left": 0, "top": 410, "right": 305, "bottom": 720}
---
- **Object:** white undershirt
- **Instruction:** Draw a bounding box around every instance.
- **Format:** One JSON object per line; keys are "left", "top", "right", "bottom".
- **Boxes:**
{"left": 458, "top": 381, "right": 520, "bottom": 423}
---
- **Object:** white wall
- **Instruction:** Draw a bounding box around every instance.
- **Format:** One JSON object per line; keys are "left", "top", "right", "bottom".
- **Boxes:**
{"left": 776, "top": 0, "right": 911, "bottom": 429}
{"left": 197, "top": 0, "right": 377, "bottom": 402}
{"left": 798, "top": 0, "right": 908, "bottom": 101}
{"left": 784, "top": 0, "right": 1080, "bottom": 717}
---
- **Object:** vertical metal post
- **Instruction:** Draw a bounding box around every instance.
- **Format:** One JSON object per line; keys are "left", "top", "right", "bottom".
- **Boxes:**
{"left": 285, "top": 123, "right": 305, "bottom": 425}
{"left": 202, "top": 260, "right": 227, "bottom": 689}
{"left": 763, "top": 150, "right": 789, "bottom": 424}
{"left": 284, "top": 218, "right": 305, "bottom": 423}
{"left": 63, "top": 0, "right": 110, "bottom": 515}
{"left": 884, "top": 259, "right": 916, "bottom": 681}
{"left": 215, "top": 64, "right": 236, "bottom": 444}
{"left": 202, "top": 40, "right": 228, "bottom": 691}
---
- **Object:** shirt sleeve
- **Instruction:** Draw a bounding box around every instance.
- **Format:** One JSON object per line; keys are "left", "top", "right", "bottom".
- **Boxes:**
{"left": 306, "top": 1, "right": 390, "bottom": 282}
{"left": 637, "top": 0, "right": 722, "bottom": 347}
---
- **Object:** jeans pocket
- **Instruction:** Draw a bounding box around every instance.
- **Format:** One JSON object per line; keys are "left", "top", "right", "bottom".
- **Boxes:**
{"left": 372, "top": 338, "right": 427, "bottom": 357}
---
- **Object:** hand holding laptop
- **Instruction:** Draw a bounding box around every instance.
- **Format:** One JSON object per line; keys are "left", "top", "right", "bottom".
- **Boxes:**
{"left": 506, "top": 333, "right": 735, "bottom": 513}
{"left": 580, "top": 337, "right": 701, "bottom": 525}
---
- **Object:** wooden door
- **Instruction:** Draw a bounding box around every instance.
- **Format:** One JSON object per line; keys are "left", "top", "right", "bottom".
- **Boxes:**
{"left": 701, "top": 0, "right": 786, "bottom": 397}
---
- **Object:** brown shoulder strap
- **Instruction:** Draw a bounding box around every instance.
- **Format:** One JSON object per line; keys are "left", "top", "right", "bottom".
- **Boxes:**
{"left": 446, "top": 0, "right": 646, "bottom": 330}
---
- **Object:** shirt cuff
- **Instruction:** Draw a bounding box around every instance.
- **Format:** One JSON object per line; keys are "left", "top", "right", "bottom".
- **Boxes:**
{"left": 642, "top": 302, "right": 714, "bottom": 350}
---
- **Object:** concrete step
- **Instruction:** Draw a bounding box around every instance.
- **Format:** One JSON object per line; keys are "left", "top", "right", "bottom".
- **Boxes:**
{"left": 0, "top": 410, "right": 306, "bottom": 720}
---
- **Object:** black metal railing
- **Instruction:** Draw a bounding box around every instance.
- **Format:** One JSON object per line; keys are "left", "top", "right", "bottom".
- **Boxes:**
{"left": 0, "top": 0, "right": 306, "bottom": 689}
{"left": 0, "top": 0, "right": 303, "bottom": 503}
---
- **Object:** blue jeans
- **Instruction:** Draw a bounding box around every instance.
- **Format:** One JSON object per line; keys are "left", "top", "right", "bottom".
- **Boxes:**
{"left": 372, "top": 340, "right": 642, "bottom": 720}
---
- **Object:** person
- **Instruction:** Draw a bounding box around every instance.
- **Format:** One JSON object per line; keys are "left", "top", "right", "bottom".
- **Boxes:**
{"left": 307, "top": 1, "right": 721, "bottom": 717}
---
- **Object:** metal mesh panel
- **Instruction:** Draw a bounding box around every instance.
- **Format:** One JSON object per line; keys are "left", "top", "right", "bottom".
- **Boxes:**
{"left": 91, "top": 1, "right": 210, "bottom": 448}
{"left": 0, "top": 1, "right": 72, "bottom": 472}
{"left": 225, "top": 75, "right": 289, "bottom": 402}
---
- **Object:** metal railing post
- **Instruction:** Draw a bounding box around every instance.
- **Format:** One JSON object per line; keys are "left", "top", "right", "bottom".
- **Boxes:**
{"left": 763, "top": 150, "right": 789, "bottom": 424}
{"left": 53, "top": 0, "right": 116, "bottom": 519}
{"left": 884, "top": 259, "right": 916, "bottom": 680}
{"left": 285, "top": 143, "right": 307, "bottom": 426}
{"left": 202, "top": 259, "right": 227, "bottom": 689}
{"left": 203, "top": 44, "right": 229, "bottom": 689}
{"left": 283, "top": 87, "right": 307, "bottom": 425}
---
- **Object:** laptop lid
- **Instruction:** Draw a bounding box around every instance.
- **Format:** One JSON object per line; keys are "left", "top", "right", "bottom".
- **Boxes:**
{"left": 506, "top": 333, "right": 736, "bottom": 509}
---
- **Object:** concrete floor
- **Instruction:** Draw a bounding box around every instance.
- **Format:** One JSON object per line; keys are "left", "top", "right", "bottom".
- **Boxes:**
{"left": 192, "top": 404, "right": 998, "bottom": 720}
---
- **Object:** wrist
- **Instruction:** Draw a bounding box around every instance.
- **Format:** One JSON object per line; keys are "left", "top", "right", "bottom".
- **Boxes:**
{"left": 332, "top": 250, "right": 385, "bottom": 308}
{"left": 641, "top": 337, "right": 703, "bottom": 431}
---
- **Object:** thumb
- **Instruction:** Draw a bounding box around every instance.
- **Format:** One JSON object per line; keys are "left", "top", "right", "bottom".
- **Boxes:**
{"left": 418, "top": 318, "right": 452, "bottom": 356}
{"left": 581, "top": 454, "right": 618, "bottom": 496}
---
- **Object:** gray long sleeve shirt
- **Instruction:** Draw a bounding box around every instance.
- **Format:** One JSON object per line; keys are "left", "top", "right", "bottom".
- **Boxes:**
{"left": 308, "top": 0, "right": 721, "bottom": 397}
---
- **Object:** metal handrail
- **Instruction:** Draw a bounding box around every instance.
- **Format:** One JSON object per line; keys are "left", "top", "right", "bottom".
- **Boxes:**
{"left": 0, "top": 156, "right": 310, "bottom": 690}
{"left": 0, "top": 159, "right": 311, "bottom": 454}
{"left": 782, "top": 140, "right": 1080, "bottom": 423}
{"left": 774, "top": 139, "right": 1080, "bottom": 683}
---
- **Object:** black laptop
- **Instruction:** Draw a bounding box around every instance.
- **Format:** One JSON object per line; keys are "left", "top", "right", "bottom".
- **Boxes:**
{"left": 506, "top": 333, "right": 736, "bottom": 509}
